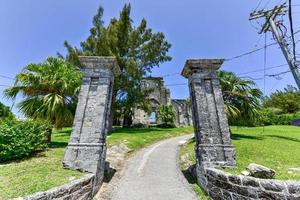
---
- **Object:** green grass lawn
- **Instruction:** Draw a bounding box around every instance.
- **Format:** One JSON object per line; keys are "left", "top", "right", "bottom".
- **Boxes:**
{"left": 181, "top": 125, "right": 300, "bottom": 180}
{"left": 3, "top": 125, "right": 296, "bottom": 199}
{"left": 229, "top": 125, "right": 300, "bottom": 180}
{"left": 108, "top": 126, "right": 194, "bottom": 150}
{"left": 180, "top": 125, "right": 300, "bottom": 199}
{"left": 0, "top": 126, "right": 193, "bottom": 200}
{"left": 0, "top": 128, "right": 83, "bottom": 200}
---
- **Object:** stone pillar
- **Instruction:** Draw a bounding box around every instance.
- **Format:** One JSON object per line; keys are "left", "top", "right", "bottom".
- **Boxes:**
{"left": 181, "top": 59, "right": 236, "bottom": 170}
{"left": 63, "top": 56, "right": 120, "bottom": 189}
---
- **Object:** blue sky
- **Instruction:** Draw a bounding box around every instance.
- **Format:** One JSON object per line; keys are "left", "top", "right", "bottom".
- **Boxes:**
{"left": 0, "top": 0, "right": 299, "bottom": 115}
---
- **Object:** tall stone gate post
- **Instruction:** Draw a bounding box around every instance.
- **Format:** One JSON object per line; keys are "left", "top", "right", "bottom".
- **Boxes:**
{"left": 63, "top": 56, "right": 120, "bottom": 191}
{"left": 181, "top": 59, "right": 236, "bottom": 186}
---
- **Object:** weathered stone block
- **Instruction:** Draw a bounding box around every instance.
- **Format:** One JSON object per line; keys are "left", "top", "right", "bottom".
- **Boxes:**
{"left": 287, "top": 181, "right": 300, "bottom": 195}
{"left": 231, "top": 193, "right": 255, "bottom": 200}
{"left": 247, "top": 163, "right": 276, "bottom": 179}
{"left": 241, "top": 176, "right": 260, "bottom": 188}
{"left": 229, "top": 185, "right": 258, "bottom": 198}
{"left": 222, "top": 190, "right": 233, "bottom": 200}
{"left": 228, "top": 174, "right": 242, "bottom": 185}
{"left": 257, "top": 190, "right": 286, "bottom": 200}
{"left": 207, "top": 184, "right": 223, "bottom": 200}
{"left": 259, "top": 179, "right": 286, "bottom": 192}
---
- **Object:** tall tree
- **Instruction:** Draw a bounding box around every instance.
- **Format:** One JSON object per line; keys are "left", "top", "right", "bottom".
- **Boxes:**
{"left": 218, "top": 71, "right": 263, "bottom": 126}
{"left": 4, "top": 57, "right": 82, "bottom": 129}
{"left": 63, "top": 4, "right": 172, "bottom": 127}
{"left": 264, "top": 85, "right": 300, "bottom": 113}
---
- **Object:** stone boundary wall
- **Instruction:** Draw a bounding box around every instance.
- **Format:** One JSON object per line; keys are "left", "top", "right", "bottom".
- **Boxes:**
{"left": 204, "top": 168, "right": 300, "bottom": 200}
{"left": 21, "top": 174, "right": 95, "bottom": 200}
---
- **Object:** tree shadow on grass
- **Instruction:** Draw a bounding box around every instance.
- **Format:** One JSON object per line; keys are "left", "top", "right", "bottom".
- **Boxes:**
{"left": 231, "top": 133, "right": 264, "bottom": 141}
{"left": 266, "top": 135, "right": 300, "bottom": 143}
{"left": 50, "top": 141, "right": 68, "bottom": 148}
{"left": 0, "top": 150, "right": 47, "bottom": 165}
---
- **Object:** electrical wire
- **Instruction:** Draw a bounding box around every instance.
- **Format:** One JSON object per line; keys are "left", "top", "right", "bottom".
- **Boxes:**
{"left": 237, "top": 63, "right": 288, "bottom": 75}
{"left": 288, "top": 0, "right": 297, "bottom": 61}
{"left": 0, "top": 74, "right": 14, "bottom": 80}
{"left": 225, "top": 42, "right": 278, "bottom": 61}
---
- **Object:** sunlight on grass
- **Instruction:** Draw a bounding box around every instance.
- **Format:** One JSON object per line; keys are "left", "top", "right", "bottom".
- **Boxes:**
{"left": 181, "top": 125, "right": 300, "bottom": 181}
{"left": 0, "top": 126, "right": 194, "bottom": 199}
{"left": 228, "top": 125, "right": 300, "bottom": 180}
{"left": 108, "top": 126, "right": 194, "bottom": 150}
{"left": 0, "top": 128, "right": 83, "bottom": 200}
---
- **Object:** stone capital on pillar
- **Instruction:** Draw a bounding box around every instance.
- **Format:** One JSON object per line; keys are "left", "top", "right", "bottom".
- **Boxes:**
{"left": 181, "top": 59, "right": 224, "bottom": 78}
{"left": 79, "top": 56, "right": 121, "bottom": 77}
{"left": 181, "top": 58, "right": 236, "bottom": 172}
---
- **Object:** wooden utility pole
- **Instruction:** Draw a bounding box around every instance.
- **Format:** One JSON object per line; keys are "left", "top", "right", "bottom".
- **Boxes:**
{"left": 250, "top": 3, "right": 300, "bottom": 89}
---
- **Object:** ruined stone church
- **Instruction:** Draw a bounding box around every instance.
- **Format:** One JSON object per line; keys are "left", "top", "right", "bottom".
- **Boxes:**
{"left": 132, "top": 77, "right": 193, "bottom": 127}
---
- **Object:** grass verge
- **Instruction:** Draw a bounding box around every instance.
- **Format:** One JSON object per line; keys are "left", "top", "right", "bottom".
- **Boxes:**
{"left": 0, "top": 128, "right": 83, "bottom": 200}
{"left": 228, "top": 125, "right": 300, "bottom": 180}
{"left": 180, "top": 125, "right": 300, "bottom": 181}
{"left": 179, "top": 139, "right": 210, "bottom": 200}
{"left": 108, "top": 126, "right": 194, "bottom": 150}
{"left": 0, "top": 126, "right": 193, "bottom": 199}
{"left": 179, "top": 125, "right": 300, "bottom": 199}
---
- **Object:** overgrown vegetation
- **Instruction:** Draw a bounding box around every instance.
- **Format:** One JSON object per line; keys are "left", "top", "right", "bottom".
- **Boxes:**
{"left": 264, "top": 85, "right": 300, "bottom": 114}
{"left": 0, "top": 102, "right": 14, "bottom": 120}
{"left": 157, "top": 104, "right": 176, "bottom": 128}
{"left": 0, "top": 120, "right": 51, "bottom": 162}
{"left": 63, "top": 4, "right": 172, "bottom": 128}
{"left": 260, "top": 109, "right": 300, "bottom": 125}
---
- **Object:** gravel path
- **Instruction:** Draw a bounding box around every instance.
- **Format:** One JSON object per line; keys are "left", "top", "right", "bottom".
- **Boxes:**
{"left": 101, "top": 134, "right": 199, "bottom": 200}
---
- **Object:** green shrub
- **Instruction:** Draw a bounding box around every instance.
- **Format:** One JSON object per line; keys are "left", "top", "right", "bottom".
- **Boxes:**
{"left": 157, "top": 105, "right": 176, "bottom": 128}
{"left": 260, "top": 109, "right": 300, "bottom": 125}
{"left": 0, "top": 102, "right": 14, "bottom": 120}
{"left": 0, "top": 120, "right": 51, "bottom": 162}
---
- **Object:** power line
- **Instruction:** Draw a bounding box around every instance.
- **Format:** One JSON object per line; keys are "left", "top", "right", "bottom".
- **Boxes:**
{"left": 159, "top": 63, "right": 289, "bottom": 81}
{"left": 225, "top": 42, "right": 277, "bottom": 61}
{"left": 0, "top": 74, "right": 14, "bottom": 80}
{"left": 237, "top": 63, "right": 288, "bottom": 75}
{"left": 225, "top": 29, "right": 300, "bottom": 62}
{"left": 239, "top": 76, "right": 264, "bottom": 81}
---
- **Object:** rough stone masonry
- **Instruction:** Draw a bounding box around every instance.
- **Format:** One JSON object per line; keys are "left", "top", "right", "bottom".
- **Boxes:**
{"left": 182, "top": 59, "right": 237, "bottom": 187}
{"left": 63, "top": 56, "right": 120, "bottom": 193}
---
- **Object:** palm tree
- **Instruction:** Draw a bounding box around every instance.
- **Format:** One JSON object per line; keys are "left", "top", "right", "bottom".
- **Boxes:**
{"left": 218, "top": 70, "right": 262, "bottom": 126}
{"left": 4, "top": 57, "right": 82, "bottom": 130}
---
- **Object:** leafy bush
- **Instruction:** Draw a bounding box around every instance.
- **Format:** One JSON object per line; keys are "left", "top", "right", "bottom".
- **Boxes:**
{"left": 0, "top": 102, "right": 14, "bottom": 120}
{"left": 157, "top": 105, "right": 176, "bottom": 128}
{"left": 264, "top": 85, "right": 300, "bottom": 113}
{"left": 260, "top": 109, "right": 300, "bottom": 125}
{"left": 0, "top": 120, "right": 51, "bottom": 162}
